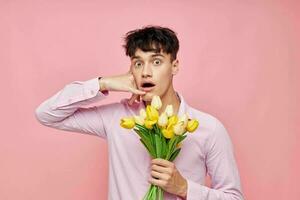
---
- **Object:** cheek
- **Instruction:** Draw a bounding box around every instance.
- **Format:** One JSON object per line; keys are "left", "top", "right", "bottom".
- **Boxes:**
{"left": 155, "top": 75, "right": 172, "bottom": 93}
{"left": 157, "top": 70, "right": 172, "bottom": 84}
{"left": 156, "top": 66, "right": 170, "bottom": 77}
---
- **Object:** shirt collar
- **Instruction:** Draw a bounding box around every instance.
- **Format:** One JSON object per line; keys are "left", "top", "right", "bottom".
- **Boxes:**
{"left": 176, "top": 92, "right": 188, "bottom": 116}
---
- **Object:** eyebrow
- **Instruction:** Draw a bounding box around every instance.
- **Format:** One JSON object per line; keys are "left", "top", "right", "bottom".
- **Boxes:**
{"left": 131, "top": 53, "right": 165, "bottom": 60}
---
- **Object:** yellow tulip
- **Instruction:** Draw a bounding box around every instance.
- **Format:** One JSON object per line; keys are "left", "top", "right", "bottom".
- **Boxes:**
{"left": 133, "top": 115, "right": 145, "bottom": 126}
{"left": 165, "top": 105, "right": 173, "bottom": 117}
{"left": 146, "top": 105, "right": 159, "bottom": 122}
{"left": 151, "top": 95, "right": 162, "bottom": 110}
{"left": 186, "top": 119, "right": 199, "bottom": 132}
{"left": 173, "top": 121, "right": 185, "bottom": 135}
{"left": 162, "top": 115, "right": 178, "bottom": 139}
{"left": 167, "top": 115, "right": 178, "bottom": 129}
{"left": 145, "top": 119, "right": 156, "bottom": 129}
{"left": 158, "top": 112, "right": 168, "bottom": 128}
{"left": 120, "top": 117, "right": 135, "bottom": 129}
{"left": 162, "top": 128, "right": 174, "bottom": 139}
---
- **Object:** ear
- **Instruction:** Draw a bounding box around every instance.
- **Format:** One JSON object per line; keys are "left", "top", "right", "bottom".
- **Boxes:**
{"left": 171, "top": 59, "right": 179, "bottom": 75}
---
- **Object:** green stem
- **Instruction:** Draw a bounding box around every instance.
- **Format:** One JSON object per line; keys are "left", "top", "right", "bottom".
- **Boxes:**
{"left": 143, "top": 185, "right": 153, "bottom": 200}
{"left": 153, "top": 186, "right": 158, "bottom": 199}
{"left": 158, "top": 186, "right": 164, "bottom": 200}
{"left": 143, "top": 184, "right": 162, "bottom": 200}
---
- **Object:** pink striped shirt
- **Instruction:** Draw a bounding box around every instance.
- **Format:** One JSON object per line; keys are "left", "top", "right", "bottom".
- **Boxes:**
{"left": 35, "top": 77, "right": 244, "bottom": 200}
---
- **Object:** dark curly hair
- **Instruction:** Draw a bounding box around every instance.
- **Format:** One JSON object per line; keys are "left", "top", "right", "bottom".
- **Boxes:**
{"left": 123, "top": 25, "right": 179, "bottom": 62}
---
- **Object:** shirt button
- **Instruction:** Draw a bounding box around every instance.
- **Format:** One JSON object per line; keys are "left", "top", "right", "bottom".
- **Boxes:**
{"left": 90, "top": 90, "right": 94, "bottom": 95}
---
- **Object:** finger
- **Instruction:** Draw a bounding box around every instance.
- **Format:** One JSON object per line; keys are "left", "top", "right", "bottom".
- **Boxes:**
{"left": 152, "top": 158, "right": 172, "bottom": 167}
{"left": 152, "top": 164, "right": 171, "bottom": 174}
{"left": 149, "top": 177, "right": 164, "bottom": 187}
{"left": 130, "top": 88, "right": 146, "bottom": 95}
{"left": 137, "top": 94, "right": 141, "bottom": 102}
{"left": 130, "top": 77, "right": 145, "bottom": 95}
{"left": 128, "top": 94, "right": 138, "bottom": 105}
{"left": 128, "top": 94, "right": 135, "bottom": 105}
{"left": 151, "top": 170, "right": 169, "bottom": 181}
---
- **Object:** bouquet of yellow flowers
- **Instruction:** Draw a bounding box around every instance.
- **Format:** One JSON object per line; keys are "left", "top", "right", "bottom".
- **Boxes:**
{"left": 120, "top": 95, "right": 199, "bottom": 200}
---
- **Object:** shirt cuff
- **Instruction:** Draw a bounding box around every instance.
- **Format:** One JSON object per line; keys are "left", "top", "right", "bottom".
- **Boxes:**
{"left": 83, "top": 77, "right": 109, "bottom": 98}
{"left": 52, "top": 77, "right": 109, "bottom": 109}
{"left": 175, "top": 179, "right": 207, "bottom": 200}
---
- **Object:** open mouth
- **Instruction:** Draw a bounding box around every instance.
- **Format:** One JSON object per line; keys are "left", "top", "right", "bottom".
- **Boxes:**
{"left": 141, "top": 82, "right": 156, "bottom": 91}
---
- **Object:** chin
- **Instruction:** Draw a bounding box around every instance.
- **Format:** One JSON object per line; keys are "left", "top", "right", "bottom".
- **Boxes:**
{"left": 141, "top": 92, "right": 155, "bottom": 102}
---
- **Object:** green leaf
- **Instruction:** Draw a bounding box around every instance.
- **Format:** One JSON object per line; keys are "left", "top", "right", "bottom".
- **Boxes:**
{"left": 155, "top": 134, "right": 162, "bottom": 158}
{"left": 137, "top": 129, "right": 148, "bottom": 140}
{"left": 140, "top": 139, "right": 151, "bottom": 154}
{"left": 148, "top": 130, "right": 156, "bottom": 157}
{"left": 136, "top": 124, "right": 148, "bottom": 133}
{"left": 169, "top": 148, "right": 181, "bottom": 162}
{"left": 134, "top": 129, "right": 156, "bottom": 158}
{"left": 177, "top": 135, "right": 187, "bottom": 144}
{"left": 144, "top": 129, "right": 156, "bottom": 158}
{"left": 161, "top": 134, "right": 168, "bottom": 159}
{"left": 166, "top": 136, "right": 178, "bottom": 160}
{"left": 169, "top": 136, "right": 178, "bottom": 152}
{"left": 133, "top": 129, "right": 146, "bottom": 140}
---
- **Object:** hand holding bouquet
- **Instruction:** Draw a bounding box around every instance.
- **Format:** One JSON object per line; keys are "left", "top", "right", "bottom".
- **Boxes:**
{"left": 120, "top": 95, "right": 199, "bottom": 200}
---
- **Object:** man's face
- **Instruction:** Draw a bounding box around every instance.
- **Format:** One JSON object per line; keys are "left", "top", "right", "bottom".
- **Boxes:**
{"left": 130, "top": 48, "right": 179, "bottom": 102}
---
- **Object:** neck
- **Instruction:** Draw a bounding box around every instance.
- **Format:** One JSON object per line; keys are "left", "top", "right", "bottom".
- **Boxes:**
{"left": 143, "top": 86, "right": 181, "bottom": 115}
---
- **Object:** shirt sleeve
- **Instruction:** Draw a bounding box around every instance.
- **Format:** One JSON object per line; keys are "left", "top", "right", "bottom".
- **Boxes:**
{"left": 179, "top": 118, "right": 244, "bottom": 200}
{"left": 34, "top": 77, "right": 110, "bottom": 139}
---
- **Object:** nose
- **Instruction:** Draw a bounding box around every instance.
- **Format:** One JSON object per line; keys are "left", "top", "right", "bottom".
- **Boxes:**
{"left": 142, "top": 63, "right": 152, "bottom": 78}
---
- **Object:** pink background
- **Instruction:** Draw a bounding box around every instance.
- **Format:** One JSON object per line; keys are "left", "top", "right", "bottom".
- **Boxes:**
{"left": 1, "top": 0, "right": 299, "bottom": 199}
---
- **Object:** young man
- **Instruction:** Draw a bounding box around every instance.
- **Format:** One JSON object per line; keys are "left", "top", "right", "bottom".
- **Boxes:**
{"left": 35, "top": 26, "right": 244, "bottom": 200}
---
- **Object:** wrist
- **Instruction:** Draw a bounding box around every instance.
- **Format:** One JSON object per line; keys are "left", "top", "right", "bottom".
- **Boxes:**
{"left": 98, "top": 77, "right": 108, "bottom": 91}
{"left": 178, "top": 179, "right": 187, "bottom": 199}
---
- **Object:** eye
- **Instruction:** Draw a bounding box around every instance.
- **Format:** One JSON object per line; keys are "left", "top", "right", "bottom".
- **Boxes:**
{"left": 153, "top": 59, "right": 162, "bottom": 65}
{"left": 134, "top": 61, "right": 143, "bottom": 68}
